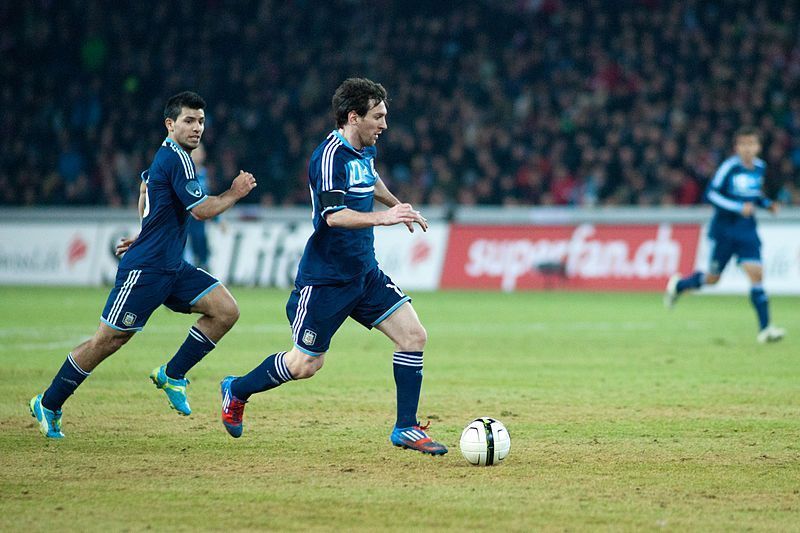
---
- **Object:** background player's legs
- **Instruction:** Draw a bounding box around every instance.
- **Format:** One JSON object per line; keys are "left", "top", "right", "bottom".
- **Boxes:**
{"left": 664, "top": 238, "right": 728, "bottom": 308}
{"left": 742, "top": 262, "right": 770, "bottom": 331}
{"left": 375, "top": 302, "right": 427, "bottom": 428}
{"left": 41, "top": 323, "right": 134, "bottom": 411}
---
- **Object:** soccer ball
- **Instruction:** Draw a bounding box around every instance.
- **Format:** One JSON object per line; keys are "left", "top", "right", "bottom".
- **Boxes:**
{"left": 459, "top": 417, "right": 511, "bottom": 466}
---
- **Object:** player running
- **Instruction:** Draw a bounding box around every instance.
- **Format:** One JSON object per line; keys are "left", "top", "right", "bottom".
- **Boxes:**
{"left": 664, "top": 127, "right": 785, "bottom": 343}
{"left": 219, "top": 78, "right": 447, "bottom": 455}
{"left": 29, "top": 91, "right": 257, "bottom": 438}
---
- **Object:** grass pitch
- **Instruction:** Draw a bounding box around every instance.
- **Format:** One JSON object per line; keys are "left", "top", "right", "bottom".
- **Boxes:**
{"left": 1, "top": 286, "right": 798, "bottom": 531}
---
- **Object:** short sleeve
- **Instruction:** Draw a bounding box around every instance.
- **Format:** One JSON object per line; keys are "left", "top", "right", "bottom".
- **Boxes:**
{"left": 167, "top": 150, "right": 208, "bottom": 210}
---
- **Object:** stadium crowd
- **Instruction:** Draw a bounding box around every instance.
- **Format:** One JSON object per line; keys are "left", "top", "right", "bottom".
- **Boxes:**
{"left": 2, "top": 0, "right": 799, "bottom": 208}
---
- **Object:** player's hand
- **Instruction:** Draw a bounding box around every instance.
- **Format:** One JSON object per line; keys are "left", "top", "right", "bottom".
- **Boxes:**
{"left": 382, "top": 203, "right": 428, "bottom": 233}
{"left": 231, "top": 170, "right": 257, "bottom": 198}
{"left": 741, "top": 202, "right": 754, "bottom": 217}
{"left": 115, "top": 236, "right": 137, "bottom": 256}
{"left": 769, "top": 202, "right": 780, "bottom": 215}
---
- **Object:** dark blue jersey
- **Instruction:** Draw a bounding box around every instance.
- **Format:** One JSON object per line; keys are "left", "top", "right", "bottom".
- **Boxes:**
{"left": 295, "top": 130, "right": 380, "bottom": 285}
{"left": 707, "top": 155, "right": 772, "bottom": 224}
{"left": 120, "top": 138, "right": 208, "bottom": 272}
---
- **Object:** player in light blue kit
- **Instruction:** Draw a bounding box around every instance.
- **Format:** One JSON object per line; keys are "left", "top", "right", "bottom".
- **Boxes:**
{"left": 219, "top": 78, "right": 447, "bottom": 455}
{"left": 29, "top": 91, "right": 257, "bottom": 438}
{"left": 664, "top": 127, "right": 785, "bottom": 343}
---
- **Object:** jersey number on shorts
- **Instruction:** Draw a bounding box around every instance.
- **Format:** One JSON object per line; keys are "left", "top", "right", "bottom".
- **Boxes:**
{"left": 386, "top": 283, "right": 404, "bottom": 297}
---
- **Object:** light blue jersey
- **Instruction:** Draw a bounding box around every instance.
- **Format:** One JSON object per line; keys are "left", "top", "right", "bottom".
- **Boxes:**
{"left": 706, "top": 155, "right": 772, "bottom": 221}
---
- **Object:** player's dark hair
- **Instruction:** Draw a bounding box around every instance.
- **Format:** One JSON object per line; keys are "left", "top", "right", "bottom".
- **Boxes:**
{"left": 164, "top": 91, "right": 206, "bottom": 121}
{"left": 734, "top": 126, "right": 760, "bottom": 141}
{"left": 332, "top": 78, "right": 388, "bottom": 128}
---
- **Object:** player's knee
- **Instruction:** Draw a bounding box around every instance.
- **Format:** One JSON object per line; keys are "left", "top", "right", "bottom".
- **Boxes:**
{"left": 96, "top": 330, "right": 133, "bottom": 354}
{"left": 285, "top": 349, "right": 324, "bottom": 380}
{"left": 214, "top": 299, "right": 240, "bottom": 330}
{"left": 398, "top": 324, "right": 427, "bottom": 351}
{"left": 705, "top": 274, "right": 720, "bottom": 285}
{"left": 223, "top": 302, "right": 240, "bottom": 328}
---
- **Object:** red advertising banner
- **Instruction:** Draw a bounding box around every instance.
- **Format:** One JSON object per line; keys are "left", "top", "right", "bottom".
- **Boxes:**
{"left": 440, "top": 224, "right": 701, "bottom": 291}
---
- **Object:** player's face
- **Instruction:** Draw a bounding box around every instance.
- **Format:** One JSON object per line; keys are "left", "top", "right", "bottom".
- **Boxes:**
{"left": 355, "top": 100, "right": 388, "bottom": 148}
{"left": 735, "top": 135, "right": 761, "bottom": 163}
{"left": 166, "top": 107, "right": 205, "bottom": 152}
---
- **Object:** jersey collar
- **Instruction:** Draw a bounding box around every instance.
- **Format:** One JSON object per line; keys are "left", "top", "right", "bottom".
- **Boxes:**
{"left": 332, "top": 130, "right": 364, "bottom": 156}
{"left": 163, "top": 137, "right": 188, "bottom": 154}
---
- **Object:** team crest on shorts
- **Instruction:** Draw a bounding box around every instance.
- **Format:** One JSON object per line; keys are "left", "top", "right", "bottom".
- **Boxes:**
{"left": 302, "top": 329, "right": 317, "bottom": 346}
{"left": 122, "top": 312, "right": 137, "bottom": 327}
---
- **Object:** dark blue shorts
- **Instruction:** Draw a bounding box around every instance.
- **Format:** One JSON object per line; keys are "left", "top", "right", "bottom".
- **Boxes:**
{"left": 286, "top": 266, "right": 411, "bottom": 356}
{"left": 707, "top": 225, "right": 761, "bottom": 275}
{"left": 101, "top": 261, "right": 220, "bottom": 331}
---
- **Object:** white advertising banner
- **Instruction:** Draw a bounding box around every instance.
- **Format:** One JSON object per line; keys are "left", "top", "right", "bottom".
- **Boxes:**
{"left": 0, "top": 224, "right": 101, "bottom": 285}
{"left": 694, "top": 222, "right": 800, "bottom": 295}
{"left": 95, "top": 219, "right": 449, "bottom": 290}
{"left": 207, "top": 221, "right": 313, "bottom": 288}
{"left": 0, "top": 220, "right": 448, "bottom": 290}
{"left": 202, "top": 220, "right": 448, "bottom": 290}
{"left": 373, "top": 224, "right": 450, "bottom": 291}
{"left": 2, "top": 217, "right": 797, "bottom": 294}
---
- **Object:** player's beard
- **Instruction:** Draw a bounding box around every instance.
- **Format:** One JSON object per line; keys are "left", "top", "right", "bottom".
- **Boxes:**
{"left": 362, "top": 131, "right": 378, "bottom": 147}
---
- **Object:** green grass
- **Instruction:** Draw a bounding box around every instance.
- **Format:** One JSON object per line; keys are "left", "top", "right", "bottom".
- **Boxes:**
{"left": 1, "top": 286, "right": 799, "bottom": 532}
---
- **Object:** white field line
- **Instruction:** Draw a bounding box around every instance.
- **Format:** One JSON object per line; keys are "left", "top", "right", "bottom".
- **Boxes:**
{"left": 9, "top": 338, "right": 88, "bottom": 352}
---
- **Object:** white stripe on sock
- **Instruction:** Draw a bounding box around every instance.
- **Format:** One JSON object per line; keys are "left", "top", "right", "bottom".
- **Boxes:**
{"left": 67, "top": 352, "right": 91, "bottom": 376}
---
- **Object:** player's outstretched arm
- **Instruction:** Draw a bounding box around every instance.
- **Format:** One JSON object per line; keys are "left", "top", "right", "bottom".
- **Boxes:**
{"left": 326, "top": 203, "right": 427, "bottom": 231}
{"left": 191, "top": 170, "right": 257, "bottom": 220}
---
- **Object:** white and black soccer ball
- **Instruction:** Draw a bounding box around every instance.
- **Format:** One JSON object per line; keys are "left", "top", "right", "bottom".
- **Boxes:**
{"left": 459, "top": 417, "right": 511, "bottom": 466}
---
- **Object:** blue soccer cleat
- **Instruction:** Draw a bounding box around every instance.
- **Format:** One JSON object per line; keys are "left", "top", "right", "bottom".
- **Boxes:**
{"left": 220, "top": 376, "right": 247, "bottom": 438}
{"left": 29, "top": 394, "right": 64, "bottom": 439}
{"left": 150, "top": 365, "right": 191, "bottom": 416}
{"left": 390, "top": 422, "right": 448, "bottom": 456}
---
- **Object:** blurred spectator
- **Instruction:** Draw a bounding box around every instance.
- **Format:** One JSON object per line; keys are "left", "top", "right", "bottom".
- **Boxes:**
{"left": 1, "top": 0, "right": 797, "bottom": 207}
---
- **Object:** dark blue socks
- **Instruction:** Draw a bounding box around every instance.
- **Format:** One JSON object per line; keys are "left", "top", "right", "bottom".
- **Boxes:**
{"left": 231, "top": 352, "right": 294, "bottom": 401}
{"left": 166, "top": 326, "right": 216, "bottom": 379}
{"left": 750, "top": 285, "right": 770, "bottom": 330}
{"left": 41, "top": 353, "right": 90, "bottom": 411}
{"left": 677, "top": 271, "right": 705, "bottom": 293}
{"left": 393, "top": 351, "right": 423, "bottom": 428}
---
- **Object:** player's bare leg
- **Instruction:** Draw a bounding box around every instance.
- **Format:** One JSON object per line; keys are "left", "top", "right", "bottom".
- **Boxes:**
{"left": 72, "top": 323, "right": 136, "bottom": 371}
{"left": 191, "top": 284, "right": 240, "bottom": 341}
{"left": 376, "top": 302, "right": 427, "bottom": 352}
{"left": 282, "top": 347, "right": 325, "bottom": 379}
{"left": 377, "top": 302, "right": 447, "bottom": 456}
{"left": 742, "top": 262, "right": 785, "bottom": 343}
{"left": 664, "top": 271, "right": 720, "bottom": 309}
